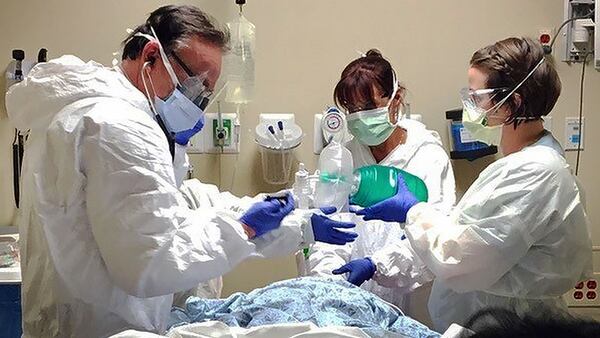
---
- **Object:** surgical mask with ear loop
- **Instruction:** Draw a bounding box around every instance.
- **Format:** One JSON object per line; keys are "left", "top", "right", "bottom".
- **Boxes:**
{"left": 346, "top": 72, "right": 401, "bottom": 146}
{"left": 137, "top": 27, "right": 212, "bottom": 146}
{"left": 461, "top": 57, "right": 545, "bottom": 146}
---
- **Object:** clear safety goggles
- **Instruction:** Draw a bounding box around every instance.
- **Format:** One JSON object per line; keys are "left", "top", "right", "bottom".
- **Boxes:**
{"left": 460, "top": 87, "right": 510, "bottom": 123}
{"left": 460, "top": 57, "right": 546, "bottom": 124}
{"left": 460, "top": 87, "right": 510, "bottom": 110}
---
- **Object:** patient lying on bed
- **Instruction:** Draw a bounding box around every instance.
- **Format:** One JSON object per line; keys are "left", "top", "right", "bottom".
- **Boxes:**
{"left": 169, "top": 277, "right": 440, "bottom": 338}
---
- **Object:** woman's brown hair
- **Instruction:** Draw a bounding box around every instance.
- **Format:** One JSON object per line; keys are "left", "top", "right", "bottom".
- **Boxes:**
{"left": 334, "top": 49, "right": 405, "bottom": 113}
{"left": 470, "top": 37, "right": 561, "bottom": 128}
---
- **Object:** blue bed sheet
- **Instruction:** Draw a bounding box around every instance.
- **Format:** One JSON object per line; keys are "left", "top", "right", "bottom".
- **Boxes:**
{"left": 170, "top": 277, "right": 439, "bottom": 338}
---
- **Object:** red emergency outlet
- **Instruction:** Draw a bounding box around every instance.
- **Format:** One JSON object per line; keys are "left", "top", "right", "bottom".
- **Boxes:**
{"left": 587, "top": 280, "right": 597, "bottom": 290}
{"left": 586, "top": 291, "right": 597, "bottom": 300}
{"left": 574, "top": 291, "right": 584, "bottom": 300}
{"left": 540, "top": 33, "right": 551, "bottom": 44}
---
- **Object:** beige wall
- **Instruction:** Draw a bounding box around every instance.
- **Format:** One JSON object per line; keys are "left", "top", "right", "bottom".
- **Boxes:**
{"left": 216, "top": 0, "right": 600, "bottom": 294}
{"left": 0, "top": 0, "right": 226, "bottom": 225}
{"left": 1, "top": 0, "right": 599, "bottom": 303}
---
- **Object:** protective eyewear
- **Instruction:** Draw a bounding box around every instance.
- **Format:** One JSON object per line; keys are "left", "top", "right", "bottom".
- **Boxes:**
{"left": 171, "top": 52, "right": 213, "bottom": 110}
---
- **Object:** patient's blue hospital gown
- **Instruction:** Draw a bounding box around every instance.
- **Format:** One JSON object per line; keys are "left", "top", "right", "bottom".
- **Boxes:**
{"left": 169, "top": 277, "right": 439, "bottom": 338}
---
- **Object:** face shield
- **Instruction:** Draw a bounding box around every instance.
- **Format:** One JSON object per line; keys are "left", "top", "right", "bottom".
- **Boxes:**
{"left": 171, "top": 53, "right": 213, "bottom": 110}
{"left": 136, "top": 28, "right": 213, "bottom": 112}
{"left": 135, "top": 27, "right": 214, "bottom": 146}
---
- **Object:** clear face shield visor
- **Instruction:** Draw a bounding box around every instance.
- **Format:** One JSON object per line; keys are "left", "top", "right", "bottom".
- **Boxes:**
{"left": 136, "top": 27, "right": 214, "bottom": 111}
{"left": 170, "top": 52, "right": 213, "bottom": 110}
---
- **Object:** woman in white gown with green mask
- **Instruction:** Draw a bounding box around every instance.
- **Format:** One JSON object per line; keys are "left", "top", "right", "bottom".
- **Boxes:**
{"left": 305, "top": 49, "right": 456, "bottom": 316}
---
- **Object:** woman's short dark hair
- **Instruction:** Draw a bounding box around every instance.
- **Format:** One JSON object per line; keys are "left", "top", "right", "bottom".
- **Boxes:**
{"left": 333, "top": 49, "right": 406, "bottom": 113}
{"left": 122, "top": 5, "right": 230, "bottom": 60}
{"left": 463, "top": 307, "right": 600, "bottom": 338}
{"left": 470, "top": 37, "right": 561, "bottom": 128}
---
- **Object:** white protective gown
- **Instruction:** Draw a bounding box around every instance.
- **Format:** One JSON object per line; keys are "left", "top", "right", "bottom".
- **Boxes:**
{"left": 375, "top": 131, "right": 592, "bottom": 331}
{"left": 306, "top": 119, "right": 456, "bottom": 308}
{"left": 6, "top": 55, "right": 315, "bottom": 338}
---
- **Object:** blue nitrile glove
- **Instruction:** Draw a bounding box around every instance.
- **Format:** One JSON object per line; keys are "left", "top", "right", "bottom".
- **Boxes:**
{"left": 311, "top": 207, "right": 358, "bottom": 245}
{"left": 240, "top": 193, "right": 295, "bottom": 237}
{"left": 319, "top": 206, "right": 337, "bottom": 214}
{"left": 352, "top": 175, "right": 419, "bottom": 223}
{"left": 174, "top": 117, "right": 205, "bottom": 145}
{"left": 332, "top": 257, "right": 376, "bottom": 286}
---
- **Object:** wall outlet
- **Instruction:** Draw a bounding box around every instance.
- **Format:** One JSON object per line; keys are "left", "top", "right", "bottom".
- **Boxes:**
{"left": 539, "top": 28, "right": 553, "bottom": 47}
{"left": 565, "top": 273, "right": 600, "bottom": 307}
{"left": 564, "top": 117, "right": 585, "bottom": 151}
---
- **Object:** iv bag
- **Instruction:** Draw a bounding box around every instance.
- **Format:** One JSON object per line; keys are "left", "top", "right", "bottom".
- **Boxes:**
{"left": 314, "top": 140, "right": 354, "bottom": 212}
{"left": 224, "top": 14, "right": 255, "bottom": 104}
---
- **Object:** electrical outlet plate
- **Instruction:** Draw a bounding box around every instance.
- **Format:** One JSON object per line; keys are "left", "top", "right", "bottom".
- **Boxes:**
{"left": 565, "top": 273, "right": 600, "bottom": 307}
{"left": 564, "top": 117, "right": 585, "bottom": 151}
{"left": 539, "top": 28, "right": 553, "bottom": 46}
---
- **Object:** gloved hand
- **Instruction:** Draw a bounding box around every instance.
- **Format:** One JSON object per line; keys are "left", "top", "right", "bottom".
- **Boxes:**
{"left": 174, "top": 117, "right": 205, "bottom": 145}
{"left": 352, "top": 175, "right": 419, "bottom": 223}
{"left": 311, "top": 207, "right": 358, "bottom": 245}
{"left": 332, "top": 257, "right": 376, "bottom": 286}
{"left": 240, "top": 193, "right": 295, "bottom": 237}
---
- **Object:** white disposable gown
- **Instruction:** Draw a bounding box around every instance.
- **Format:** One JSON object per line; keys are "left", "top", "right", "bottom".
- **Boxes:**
{"left": 306, "top": 119, "right": 455, "bottom": 308}
{"left": 5, "top": 56, "right": 315, "bottom": 338}
{"left": 172, "top": 178, "right": 255, "bottom": 306}
{"left": 374, "top": 131, "right": 592, "bottom": 331}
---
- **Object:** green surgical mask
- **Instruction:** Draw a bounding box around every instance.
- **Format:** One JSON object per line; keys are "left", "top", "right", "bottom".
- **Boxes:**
{"left": 347, "top": 107, "right": 396, "bottom": 146}
{"left": 346, "top": 74, "right": 400, "bottom": 146}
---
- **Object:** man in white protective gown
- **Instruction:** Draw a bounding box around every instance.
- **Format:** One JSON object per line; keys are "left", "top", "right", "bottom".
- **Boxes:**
{"left": 5, "top": 5, "right": 357, "bottom": 338}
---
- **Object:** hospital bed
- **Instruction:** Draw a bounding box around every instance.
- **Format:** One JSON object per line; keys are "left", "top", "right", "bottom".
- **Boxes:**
{"left": 109, "top": 182, "right": 468, "bottom": 337}
{"left": 111, "top": 277, "right": 469, "bottom": 338}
